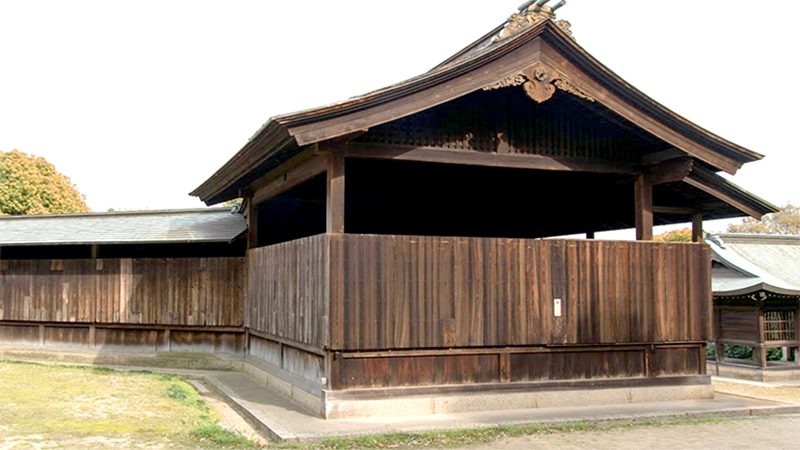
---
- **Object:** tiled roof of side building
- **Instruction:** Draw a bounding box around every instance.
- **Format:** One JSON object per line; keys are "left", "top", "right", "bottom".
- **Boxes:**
{"left": 707, "top": 233, "right": 800, "bottom": 297}
{"left": 0, "top": 208, "right": 246, "bottom": 246}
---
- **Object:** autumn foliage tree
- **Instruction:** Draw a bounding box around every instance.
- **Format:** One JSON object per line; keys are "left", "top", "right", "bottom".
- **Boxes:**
{"left": 654, "top": 227, "right": 693, "bottom": 242}
{"left": 726, "top": 203, "right": 800, "bottom": 235}
{"left": 0, "top": 149, "right": 91, "bottom": 215}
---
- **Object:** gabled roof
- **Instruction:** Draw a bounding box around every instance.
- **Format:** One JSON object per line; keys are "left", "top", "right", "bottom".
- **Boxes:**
{"left": 0, "top": 208, "right": 246, "bottom": 247}
{"left": 191, "top": 13, "right": 771, "bottom": 216}
{"left": 707, "top": 233, "right": 800, "bottom": 297}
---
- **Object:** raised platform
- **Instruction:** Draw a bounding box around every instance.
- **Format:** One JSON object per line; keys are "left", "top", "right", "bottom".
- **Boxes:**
{"left": 242, "top": 358, "right": 714, "bottom": 420}
{"left": 708, "top": 361, "right": 800, "bottom": 383}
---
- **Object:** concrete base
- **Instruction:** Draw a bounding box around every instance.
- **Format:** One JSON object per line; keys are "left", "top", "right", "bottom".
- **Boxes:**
{"left": 321, "top": 377, "right": 714, "bottom": 420}
{"left": 199, "top": 372, "right": 797, "bottom": 443}
{"left": 707, "top": 361, "right": 800, "bottom": 383}
{"left": 0, "top": 345, "right": 244, "bottom": 371}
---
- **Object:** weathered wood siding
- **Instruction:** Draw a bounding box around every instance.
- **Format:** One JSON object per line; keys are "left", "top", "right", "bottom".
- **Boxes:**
{"left": 716, "top": 307, "right": 759, "bottom": 343}
{"left": 245, "top": 234, "right": 328, "bottom": 349}
{"left": 329, "top": 235, "right": 712, "bottom": 351}
{"left": 0, "top": 258, "right": 244, "bottom": 326}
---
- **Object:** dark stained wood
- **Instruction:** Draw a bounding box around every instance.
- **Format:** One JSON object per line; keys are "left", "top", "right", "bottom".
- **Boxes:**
{"left": 342, "top": 142, "right": 642, "bottom": 175}
{"left": 654, "top": 206, "right": 699, "bottom": 215}
{"left": 328, "top": 235, "right": 711, "bottom": 351}
{"left": 634, "top": 175, "right": 653, "bottom": 241}
{"left": 329, "top": 343, "right": 702, "bottom": 389}
{"left": 245, "top": 234, "right": 328, "bottom": 349}
{"left": 252, "top": 152, "right": 328, "bottom": 205}
{"left": 692, "top": 213, "right": 703, "bottom": 243}
{"left": 0, "top": 258, "right": 243, "bottom": 326}
{"left": 645, "top": 157, "right": 693, "bottom": 185}
{"left": 327, "top": 151, "right": 345, "bottom": 234}
{"left": 246, "top": 197, "right": 258, "bottom": 249}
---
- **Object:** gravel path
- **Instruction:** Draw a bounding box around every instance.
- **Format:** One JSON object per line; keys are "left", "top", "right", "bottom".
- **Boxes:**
{"left": 461, "top": 415, "right": 800, "bottom": 450}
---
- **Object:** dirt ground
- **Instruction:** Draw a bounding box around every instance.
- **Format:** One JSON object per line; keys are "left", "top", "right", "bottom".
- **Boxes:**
{"left": 459, "top": 415, "right": 800, "bottom": 450}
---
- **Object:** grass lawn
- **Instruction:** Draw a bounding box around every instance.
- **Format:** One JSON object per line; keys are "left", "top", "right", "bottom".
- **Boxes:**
{"left": 0, "top": 361, "right": 256, "bottom": 449}
{"left": 2, "top": 361, "right": 797, "bottom": 450}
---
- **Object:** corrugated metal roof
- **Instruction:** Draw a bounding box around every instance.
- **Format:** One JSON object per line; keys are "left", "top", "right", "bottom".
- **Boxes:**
{"left": 0, "top": 208, "right": 246, "bottom": 246}
{"left": 707, "top": 233, "right": 800, "bottom": 297}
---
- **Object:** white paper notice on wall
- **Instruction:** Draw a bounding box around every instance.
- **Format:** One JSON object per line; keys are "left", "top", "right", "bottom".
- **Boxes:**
{"left": 554, "top": 298, "right": 562, "bottom": 317}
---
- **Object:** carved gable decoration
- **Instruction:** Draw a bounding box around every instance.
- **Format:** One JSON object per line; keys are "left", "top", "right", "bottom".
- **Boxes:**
{"left": 483, "top": 64, "right": 595, "bottom": 104}
{"left": 496, "top": 1, "right": 574, "bottom": 42}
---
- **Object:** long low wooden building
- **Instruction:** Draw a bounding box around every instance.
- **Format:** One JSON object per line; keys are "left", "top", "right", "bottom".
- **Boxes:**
{"left": 187, "top": 3, "right": 778, "bottom": 418}
{"left": 0, "top": 3, "right": 781, "bottom": 419}
{"left": 0, "top": 208, "right": 247, "bottom": 354}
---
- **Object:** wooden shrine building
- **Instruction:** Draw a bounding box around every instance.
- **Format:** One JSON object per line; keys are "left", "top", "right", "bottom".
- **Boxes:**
{"left": 707, "top": 234, "right": 800, "bottom": 381}
{"left": 190, "top": 3, "right": 778, "bottom": 418}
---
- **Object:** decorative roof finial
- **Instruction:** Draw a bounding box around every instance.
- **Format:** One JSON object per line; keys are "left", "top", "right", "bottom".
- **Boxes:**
{"left": 495, "top": 0, "right": 573, "bottom": 42}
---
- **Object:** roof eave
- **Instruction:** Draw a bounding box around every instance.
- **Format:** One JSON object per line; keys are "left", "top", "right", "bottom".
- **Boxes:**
{"left": 192, "top": 20, "right": 768, "bottom": 205}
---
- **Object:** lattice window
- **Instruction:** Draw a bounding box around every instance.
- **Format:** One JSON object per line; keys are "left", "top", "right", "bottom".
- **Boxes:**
{"left": 764, "top": 310, "right": 797, "bottom": 342}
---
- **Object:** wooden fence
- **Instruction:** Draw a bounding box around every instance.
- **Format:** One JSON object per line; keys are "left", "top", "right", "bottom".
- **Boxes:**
{"left": 329, "top": 235, "right": 712, "bottom": 351}
{"left": 0, "top": 257, "right": 245, "bottom": 353}
{"left": 0, "top": 258, "right": 244, "bottom": 325}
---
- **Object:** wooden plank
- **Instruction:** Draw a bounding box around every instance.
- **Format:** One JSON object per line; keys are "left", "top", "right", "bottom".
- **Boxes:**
{"left": 342, "top": 142, "right": 642, "bottom": 175}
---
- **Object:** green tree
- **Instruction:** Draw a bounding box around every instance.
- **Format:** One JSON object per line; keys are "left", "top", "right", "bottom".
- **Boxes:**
{"left": 654, "top": 227, "right": 693, "bottom": 242}
{"left": 727, "top": 203, "right": 800, "bottom": 235}
{"left": 0, "top": 149, "right": 91, "bottom": 215}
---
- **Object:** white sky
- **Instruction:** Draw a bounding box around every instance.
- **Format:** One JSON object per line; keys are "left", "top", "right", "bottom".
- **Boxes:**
{"left": 1, "top": 1, "right": 798, "bottom": 236}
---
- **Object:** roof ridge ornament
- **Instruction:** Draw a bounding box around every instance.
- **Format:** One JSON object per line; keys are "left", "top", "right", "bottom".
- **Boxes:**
{"left": 495, "top": 0, "right": 573, "bottom": 42}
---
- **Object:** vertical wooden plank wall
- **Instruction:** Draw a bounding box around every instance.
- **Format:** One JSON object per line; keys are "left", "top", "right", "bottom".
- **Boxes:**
{"left": 0, "top": 258, "right": 244, "bottom": 326}
{"left": 245, "top": 234, "right": 329, "bottom": 349}
{"left": 328, "top": 235, "right": 712, "bottom": 351}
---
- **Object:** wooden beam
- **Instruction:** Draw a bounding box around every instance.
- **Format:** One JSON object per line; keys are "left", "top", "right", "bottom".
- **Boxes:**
{"left": 653, "top": 206, "right": 699, "bottom": 215}
{"left": 341, "top": 142, "right": 642, "bottom": 175}
{"left": 251, "top": 152, "right": 328, "bottom": 205}
{"left": 634, "top": 175, "right": 653, "bottom": 241}
{"left": 645, "top": 157, "right": 693, "bottom": 186}
{"left": 90, "top": 245, "right": 98, "bottom": 259}
{"left": 642, "top": 148, "right": 687, "bottom": 166}
{"left": 692, "top": 213, "right": 703, "bottom": 243}
{"left": 683, "top": 177, "right": 764, "bottom": 220}
{"left": 327, "top": 150, "right": 345, "bottom": 233}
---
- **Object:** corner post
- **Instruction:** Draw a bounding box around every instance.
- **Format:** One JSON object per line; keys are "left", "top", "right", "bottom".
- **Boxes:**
{"left": 756, "top": 307, "right": 768, "bottom": 369}
{"left": 634, "top": 175, "right": 653, "bottom": 241}
{"left": 692, "top": 213, "right": 703, "bottom": 243}
{"left": 327, "top": 150, "right": 345, "bottom": 234}
{"left": 246, "top": 196, "right": 258, "bottom": 249}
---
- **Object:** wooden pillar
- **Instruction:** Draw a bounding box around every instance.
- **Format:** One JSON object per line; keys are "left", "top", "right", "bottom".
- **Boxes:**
{"left": 634, "top": 175, "right": 653, "bottom": 241}
{"left": 714, "top": 306, "right": 724, "bottom": 364}
{"left": 756, "top": 308, "right": 768, "bottom": 368}
{"left": 246, "top": 196, "right": 258, "bottom": 249}
{"left": 327, "top": 151, "right": 345, "bottom": 233}
{"left": 795, "top": 304, "right": 800, "bottom": 365}
{"left": 692, "top": 213, "right": 703, "bottom": 243}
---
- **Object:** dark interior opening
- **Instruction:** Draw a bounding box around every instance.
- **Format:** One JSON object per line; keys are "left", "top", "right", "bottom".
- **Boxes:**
{"left": 345, "top": 158, "right": 638, "bottom": 239}
{"left": 255, "top": 173, "right": 326, "bottom": 247}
